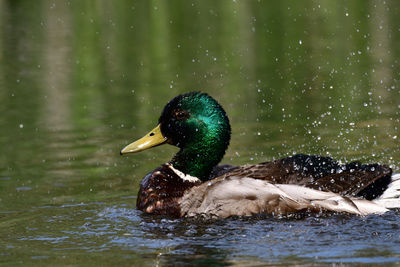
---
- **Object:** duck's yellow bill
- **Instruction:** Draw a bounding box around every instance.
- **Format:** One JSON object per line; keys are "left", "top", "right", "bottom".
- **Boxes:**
{"left": 120, "top": 124, "right": 167, "bottom": 155}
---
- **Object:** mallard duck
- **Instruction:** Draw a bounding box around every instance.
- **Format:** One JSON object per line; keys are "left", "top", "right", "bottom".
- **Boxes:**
{"left": 121, "top": 92, "right": 400, "bottom": 218}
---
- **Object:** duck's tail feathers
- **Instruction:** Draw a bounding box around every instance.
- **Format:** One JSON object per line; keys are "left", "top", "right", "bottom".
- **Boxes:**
{"left": 374, "top": 173, "right": 400, "bottom": 209}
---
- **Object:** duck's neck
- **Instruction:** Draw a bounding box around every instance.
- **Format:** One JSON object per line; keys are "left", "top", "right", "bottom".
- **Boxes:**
{"left": 170, "top": 139, "right": 229, "bottom": 181}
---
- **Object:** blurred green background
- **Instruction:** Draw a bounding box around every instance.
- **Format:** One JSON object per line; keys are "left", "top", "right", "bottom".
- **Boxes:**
{"left": 0, "top": 0, "right": 399, "bottom": 265}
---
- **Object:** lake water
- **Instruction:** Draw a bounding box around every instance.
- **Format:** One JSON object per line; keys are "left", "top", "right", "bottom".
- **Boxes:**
{"left": 1, "top": 0, "right": 400, "bottom": 265}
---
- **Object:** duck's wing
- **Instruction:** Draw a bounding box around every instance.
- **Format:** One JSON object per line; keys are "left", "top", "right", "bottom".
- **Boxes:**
{"left": 179, "top": 176, "right": 388, "bottom": 218}
{"left": 221, "top": 154, "right": 392, "bottom": 199}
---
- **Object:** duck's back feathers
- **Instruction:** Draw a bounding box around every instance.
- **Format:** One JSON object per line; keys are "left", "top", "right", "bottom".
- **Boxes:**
{"left": 224, "top": 154, "right": 392, "bottom": 200}
{"left": 209, "top": 164, "right": 239, "bottom": 179}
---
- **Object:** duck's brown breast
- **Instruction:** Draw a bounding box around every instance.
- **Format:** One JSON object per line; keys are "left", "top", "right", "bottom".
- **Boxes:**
{"left": 137, "top": 164, "right": 200, "bottom": 217}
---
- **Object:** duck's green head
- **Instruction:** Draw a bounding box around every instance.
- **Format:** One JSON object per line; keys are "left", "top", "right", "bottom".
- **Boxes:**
{"left": 121, "top": 92, "right": 231, "bottom": 181}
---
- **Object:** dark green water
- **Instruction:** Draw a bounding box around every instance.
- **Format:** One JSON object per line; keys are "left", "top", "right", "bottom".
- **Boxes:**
{"left": 1, "top": 0, "right": 400, "bottom": 265}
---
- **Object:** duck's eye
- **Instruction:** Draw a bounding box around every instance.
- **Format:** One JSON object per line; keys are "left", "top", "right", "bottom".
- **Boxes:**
{"left": 174, "top": 109, "right": 189, "bottom": 120}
